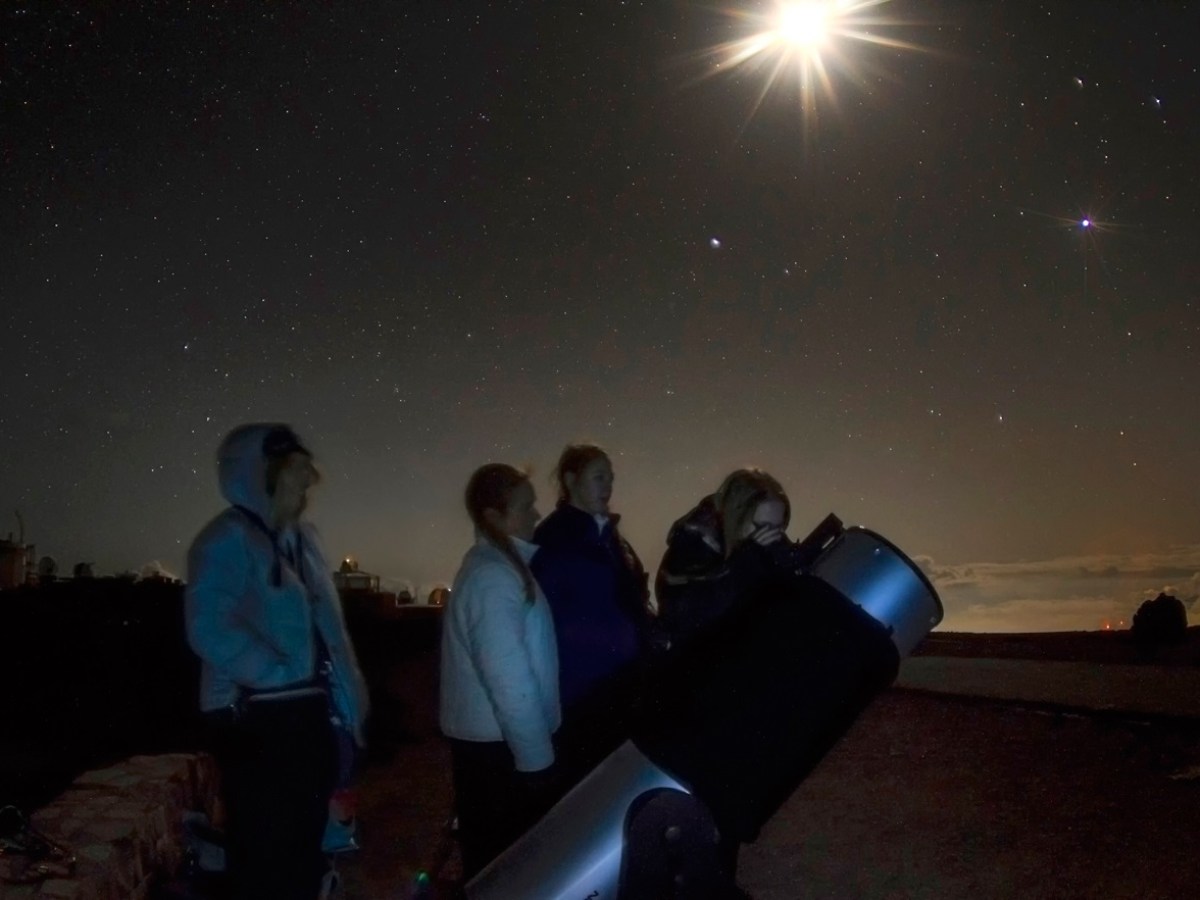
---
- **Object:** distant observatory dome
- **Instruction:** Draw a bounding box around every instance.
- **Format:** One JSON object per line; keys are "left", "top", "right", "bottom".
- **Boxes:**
{"left": 37, "top": 556, "right": 58, "bottom": 581}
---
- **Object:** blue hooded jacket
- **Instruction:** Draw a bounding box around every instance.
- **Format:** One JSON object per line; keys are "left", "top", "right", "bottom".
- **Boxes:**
{"left": 184, "top": 423, "right": 369, "bottom": 743}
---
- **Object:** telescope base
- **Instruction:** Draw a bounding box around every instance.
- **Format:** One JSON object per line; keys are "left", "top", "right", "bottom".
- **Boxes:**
{"left": 618, "top": 787, "right": 730, "bottom": 900}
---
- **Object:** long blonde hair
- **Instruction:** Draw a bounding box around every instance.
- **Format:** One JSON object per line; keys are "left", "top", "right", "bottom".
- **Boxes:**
{"left": 465, "top": 463, "right": 536, "bottom": 603}
{"left": 714, "top": 468, "right": 790, "bottom": 557}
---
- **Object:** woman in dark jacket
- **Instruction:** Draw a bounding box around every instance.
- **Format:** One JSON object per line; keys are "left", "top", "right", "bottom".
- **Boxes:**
{"left": 656, "top": 467, "right": 794, "bottom": 653}
{"left": 654, "top": 466, "right": 797, "bottom": 899}
{"left": 530, "top": 443, "right": 655, "bottom": 777}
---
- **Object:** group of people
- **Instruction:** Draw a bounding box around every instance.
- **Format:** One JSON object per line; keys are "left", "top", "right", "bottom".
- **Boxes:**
{"left": 184, "top": 422, "right": 804, "bottom": 899}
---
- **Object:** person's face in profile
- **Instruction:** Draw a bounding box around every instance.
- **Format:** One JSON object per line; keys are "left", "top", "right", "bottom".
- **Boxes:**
{"left": 494, "top": 479, "right": 540, "bottom": 542}
{"left": 271, "top": 451, "right": 318, "bottom": 524}
{"left": 566, "top": 457, "right": 614, "bottom": 516}
{"left": 741, "top": 498, "right": 787, "bottom": 544}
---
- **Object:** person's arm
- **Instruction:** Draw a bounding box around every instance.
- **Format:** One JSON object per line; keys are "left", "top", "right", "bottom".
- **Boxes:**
{"left": 464, "top": 562, "right": 556, "bottom": 772}
{"left": 529, "top": 547, "right": 568, "bottom": 612}
{"left": 656, "top": 533, "right": 772, "bottom": 645}
{"left": 184, "top": 521, "right": 290, "bottom": 689}
{"left": 613, "top": 533, "right": 652, "bottom": 619}
{"left": 613, "top": 534, "right": 670, "bottom": 656}
{"left": 303, "top": 525, "right": 371, "bottom": 744}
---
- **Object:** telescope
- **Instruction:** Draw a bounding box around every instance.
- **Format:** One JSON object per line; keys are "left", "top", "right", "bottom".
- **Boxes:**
{"left": 466, "top": 514, "right": 942, "bottom": 899}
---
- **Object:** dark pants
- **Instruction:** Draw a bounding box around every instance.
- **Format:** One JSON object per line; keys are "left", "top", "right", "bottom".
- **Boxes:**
{"left": 210, "top": 693, "right": 337, "bottom": 900}
{"left": 556, "top": 670, "right": 642, "bottom": 788}
{"left": 448, "top": 738, "right": 561, "bottom": 880}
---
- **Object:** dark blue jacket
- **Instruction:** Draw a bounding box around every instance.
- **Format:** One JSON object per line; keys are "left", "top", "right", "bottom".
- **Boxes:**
{"left": 531, "top": 504, "right": 651, "bottom": 709}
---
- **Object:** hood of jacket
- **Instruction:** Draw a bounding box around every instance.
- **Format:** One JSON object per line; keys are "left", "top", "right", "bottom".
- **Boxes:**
{"left": 666, "top": 493, "right": 723, "bottom": 555}
{"left": 216, "top": 422, "right": 298, "bottom": 522}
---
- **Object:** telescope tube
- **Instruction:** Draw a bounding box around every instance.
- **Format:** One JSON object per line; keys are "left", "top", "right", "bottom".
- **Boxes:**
{"left": 466, "top": 519, "right": 942, "bottom": 899}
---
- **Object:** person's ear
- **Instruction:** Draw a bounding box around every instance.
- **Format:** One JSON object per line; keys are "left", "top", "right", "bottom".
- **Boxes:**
{"left": 563, "top": 471, "right": 578, "bottom": 495}
{"left": 483, "top": 507, "right": 506, "bottom": 530}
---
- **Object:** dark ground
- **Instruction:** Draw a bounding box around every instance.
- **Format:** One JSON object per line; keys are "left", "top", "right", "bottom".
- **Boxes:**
{"left": 913, "top": 627, "right": 1200, "bottom": 667}
{"left": 737, "top": 688, "right": 1200, "bottom": 899}
{"left": 5, "top": 584, "right": 1200, "bottom": 897}
{"left": 337, "top": 622, "right": 1200, "bottom": 899}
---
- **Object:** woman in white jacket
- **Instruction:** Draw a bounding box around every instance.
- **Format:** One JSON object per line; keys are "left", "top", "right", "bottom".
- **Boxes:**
{"left": 439, "top": 463, "right": 562, "bottom": 878}
{"left": 186, "top": 423, "right": 368, "bottom": 900}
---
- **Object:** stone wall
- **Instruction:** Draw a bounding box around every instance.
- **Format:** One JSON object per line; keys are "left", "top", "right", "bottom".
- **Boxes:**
{"left": 0, "top": 580, "right": 202, "bottom": 815}
{"left": 1, "top": 753, "right": 219, "bottom": 900}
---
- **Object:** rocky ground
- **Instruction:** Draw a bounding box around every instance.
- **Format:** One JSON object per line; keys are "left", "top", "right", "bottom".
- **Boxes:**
{"left": 7, "top": 595, "right": 1198, "bottom": 898}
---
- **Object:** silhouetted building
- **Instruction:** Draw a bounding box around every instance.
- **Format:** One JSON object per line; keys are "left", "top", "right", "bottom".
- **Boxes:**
{"left": 37, "top": 556, "right": 58, "bottom": 584}
{"left": 0, "top": 533, "right": 36, "bottom": 590}
{"left": 1132, "top": 592, "right": 1188, "bottom": 646}
{"left": 333, "top": 556, "right": 381, "bottom": 593}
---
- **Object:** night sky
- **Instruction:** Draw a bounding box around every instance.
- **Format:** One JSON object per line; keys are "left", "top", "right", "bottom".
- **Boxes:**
{"left": 3, "top": 1, "right": 1198, "bottom": 632}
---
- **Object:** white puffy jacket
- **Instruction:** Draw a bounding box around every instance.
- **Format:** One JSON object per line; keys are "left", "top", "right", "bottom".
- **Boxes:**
{"left": 439, "top": 537, "right": 561, "bottom": 771}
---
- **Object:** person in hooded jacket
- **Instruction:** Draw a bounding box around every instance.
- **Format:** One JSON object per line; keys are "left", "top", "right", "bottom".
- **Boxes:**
{"left": 185, "top": 423, "right": 369, "bottom": 900}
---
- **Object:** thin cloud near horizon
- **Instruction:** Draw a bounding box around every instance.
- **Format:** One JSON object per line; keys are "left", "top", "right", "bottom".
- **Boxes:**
{"left": 916, "top": 546, "right": 1200, "bottom": 633}
{"left": 148, "top": 546, "right": 1200, "bottom": 634}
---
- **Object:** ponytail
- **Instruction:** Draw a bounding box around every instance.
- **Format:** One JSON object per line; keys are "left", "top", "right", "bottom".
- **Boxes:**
{"left": 465, "top": 463, "right": 537, "bottom": 603}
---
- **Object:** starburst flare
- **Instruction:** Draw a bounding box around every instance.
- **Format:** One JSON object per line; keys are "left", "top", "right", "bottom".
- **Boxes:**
{"left": 696, "top": 0, "right": 924, "bottom": 127}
